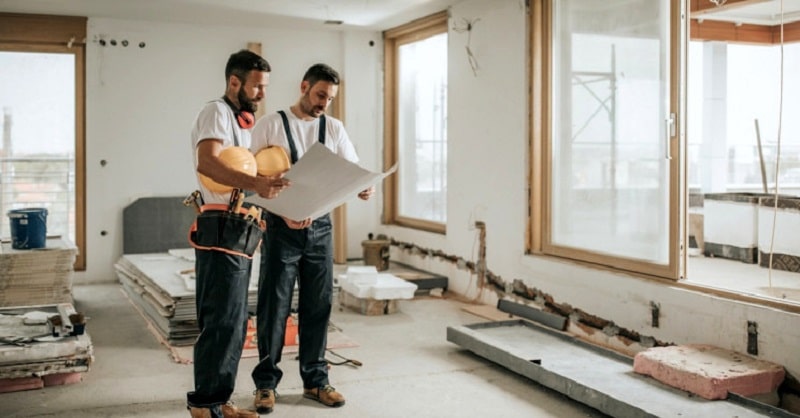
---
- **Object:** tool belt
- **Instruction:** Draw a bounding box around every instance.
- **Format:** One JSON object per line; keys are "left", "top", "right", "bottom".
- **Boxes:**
{"left": 188, "top": 203, "right": 266, "bottom": 258}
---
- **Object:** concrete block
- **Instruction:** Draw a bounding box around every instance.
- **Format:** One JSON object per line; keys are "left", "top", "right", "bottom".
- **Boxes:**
{"left": 633, "top": 344, "right": 785, "bottom": 400}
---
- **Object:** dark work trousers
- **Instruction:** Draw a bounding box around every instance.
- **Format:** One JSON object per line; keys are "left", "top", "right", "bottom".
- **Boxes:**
{"left": 187, "top": 248, "right": 252, "bottom": 413}
{"left": 251, "top": 213, "right": 333, "bottom": 390}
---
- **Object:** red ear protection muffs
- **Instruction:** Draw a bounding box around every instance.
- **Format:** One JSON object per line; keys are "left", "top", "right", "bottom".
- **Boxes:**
{"left": 222, "top": 96, "right": 255, "bottom": 129}
{"left": 236, "top": 111, "right": 254, "bottom": 129}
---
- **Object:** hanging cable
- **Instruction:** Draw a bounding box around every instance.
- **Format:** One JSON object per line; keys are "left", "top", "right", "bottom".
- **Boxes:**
{"left": 765, "top": 0, "right": 785, "bottom": 289}
{"left": 452, "top": 18, "right": 480, "bottom": 77}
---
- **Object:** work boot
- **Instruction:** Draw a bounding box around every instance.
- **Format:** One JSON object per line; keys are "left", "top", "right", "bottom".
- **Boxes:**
{"left": 188, "top": 406, "right": 211, "bottom": 418}
{"left": 303, "top": 384, "right": 345, "bottom": 407}
{"left": 221, "top": 401, "right": 258, "bottom": 418}
{"left": 188, "top": 402, "right": 257, "bottom": 418}
{"left": 253, "top": 388, "right": 276, "bottom": 414}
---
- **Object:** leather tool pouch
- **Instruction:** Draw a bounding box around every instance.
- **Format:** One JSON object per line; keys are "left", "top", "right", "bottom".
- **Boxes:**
{"left": 188, "top": 210, "right": 265, "bottom": 258}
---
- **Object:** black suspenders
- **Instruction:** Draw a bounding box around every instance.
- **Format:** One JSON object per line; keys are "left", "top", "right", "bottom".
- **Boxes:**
{"left": 277, "top": 111, "right": 326, "bottom": 164}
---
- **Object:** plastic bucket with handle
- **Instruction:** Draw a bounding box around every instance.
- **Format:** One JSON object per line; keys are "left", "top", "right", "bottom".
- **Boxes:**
{"left": 7, "top": 208, "right": 48, "bottom": 249}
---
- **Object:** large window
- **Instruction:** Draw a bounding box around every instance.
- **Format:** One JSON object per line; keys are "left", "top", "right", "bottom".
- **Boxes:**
{"left": 383, "top": 11, "right": 448, "bottom": 233}
{"left": 688, "top": 41, "right": 800, "bottom": 192}
{"left": 0, "top": 14, "right": 86, "bottom": 269}
{"left": 532, "top": 0, "right": 681, "bottom": 279}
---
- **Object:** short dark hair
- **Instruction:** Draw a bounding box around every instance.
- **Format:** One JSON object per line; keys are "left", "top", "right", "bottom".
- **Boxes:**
{"left": 302, "top": 63, "right": 340, "bottom": 87}
{"left": 225, "top": 49, "right": 271, "bottom": 82}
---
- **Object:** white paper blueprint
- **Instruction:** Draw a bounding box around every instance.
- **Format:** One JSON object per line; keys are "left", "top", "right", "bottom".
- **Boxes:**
{"left": 245, "top": 143, "right": 397, "bottom": 220}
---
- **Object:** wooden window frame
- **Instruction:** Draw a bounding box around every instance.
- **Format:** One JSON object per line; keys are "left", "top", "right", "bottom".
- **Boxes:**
{"left": 0, "top": 13, "right": 87, "bottom": 270}
{"left": 529, "top": 1, "right": 683, "bottom": 280}
{"left": 382, "top": 11, "right": 449, "bottom": 234}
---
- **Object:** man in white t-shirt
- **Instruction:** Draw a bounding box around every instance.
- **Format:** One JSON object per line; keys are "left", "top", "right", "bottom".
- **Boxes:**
{"left": 187, "top": 49, "right": 288, "bottom": 418}
{"left": 249, "top": 63, "right": 373, "bottom": 414}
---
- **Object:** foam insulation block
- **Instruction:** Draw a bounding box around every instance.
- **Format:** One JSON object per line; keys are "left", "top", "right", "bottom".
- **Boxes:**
{"left": 633, "top": 344, "right": 785, "bottom": 400}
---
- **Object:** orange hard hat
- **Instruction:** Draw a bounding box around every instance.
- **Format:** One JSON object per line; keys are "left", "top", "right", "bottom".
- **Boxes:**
{"left": 255, "top": 146, "right": 291, "bottom": 176}
{"left": 198, "top": 146, "right": 257, "bottom": 193}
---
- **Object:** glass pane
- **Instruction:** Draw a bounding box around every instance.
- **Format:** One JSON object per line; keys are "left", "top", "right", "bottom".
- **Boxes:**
{"left": 397, "top": 33, "right": 448, "bottom": 223}
{"left": 688, "top": 42, "right": 800, "bottom": 192}
{"left": 550, "top": 0, "right": 670, "bottom": 263}
{"left": 0, "top": 51, "right": 76, "bottom": 243}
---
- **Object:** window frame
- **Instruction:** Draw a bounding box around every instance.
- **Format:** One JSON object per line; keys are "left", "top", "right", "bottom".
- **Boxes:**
{"left": 0, "top": 13, "right": 87, "bottom": 270}
{"left": 529, "top": 0, "right": 683, "bottom": 280}
{"left": 383, "top": 11, "right": 449, "bottom": 234}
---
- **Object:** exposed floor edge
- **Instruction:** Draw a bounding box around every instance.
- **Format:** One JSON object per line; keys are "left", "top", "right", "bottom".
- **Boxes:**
{"left": 447, "top": 319, "right": 796, "bottom": 418}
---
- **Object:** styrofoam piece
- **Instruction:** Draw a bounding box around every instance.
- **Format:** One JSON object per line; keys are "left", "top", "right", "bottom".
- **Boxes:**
{"left": 344, "top": 265, "right": 379, "bottom": 285}
{"left": 340, "top": 273, "right": 417, "bottom": 300}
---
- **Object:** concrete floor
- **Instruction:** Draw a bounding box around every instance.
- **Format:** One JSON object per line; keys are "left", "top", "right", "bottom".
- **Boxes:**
{"left": 0, "top": 283, "right": 607, "bottom": 418}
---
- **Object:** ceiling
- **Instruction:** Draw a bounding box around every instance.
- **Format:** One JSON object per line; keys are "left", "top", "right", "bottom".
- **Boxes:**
{"left": 694, "top": 0, "right": 800, "bottom": 25}
{"left": 5, "top": 0, "right": 800, "bottom": 32}
{"left": 0, "top": 0, "right": 461, "bottom": 31}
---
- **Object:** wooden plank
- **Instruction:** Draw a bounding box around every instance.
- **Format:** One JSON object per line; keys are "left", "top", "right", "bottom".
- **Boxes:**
{"left": 0, "top": 13, "right": 86, "bottom": 45}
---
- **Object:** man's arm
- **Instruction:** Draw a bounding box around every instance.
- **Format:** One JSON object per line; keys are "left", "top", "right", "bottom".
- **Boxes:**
{"left": 197, "top": 139, "right": 288, "bottom": 199}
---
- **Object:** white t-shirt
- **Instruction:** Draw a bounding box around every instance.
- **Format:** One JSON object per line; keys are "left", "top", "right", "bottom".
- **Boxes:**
{"left": 250, "top": 109, "right": 359, "bottom": 164}
{"left": 190, "top": 99, "right": 251, "bottom": 204}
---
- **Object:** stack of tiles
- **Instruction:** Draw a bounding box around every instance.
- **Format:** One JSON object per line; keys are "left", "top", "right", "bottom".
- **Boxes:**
{"left": 0, "top": 304, "right": 94, "bottom": 393}
{"left": 114, "top": 250, "right": 259, "bottom": 346}
{"left": 0, "top": 238, "right": 78, "bottom": 307}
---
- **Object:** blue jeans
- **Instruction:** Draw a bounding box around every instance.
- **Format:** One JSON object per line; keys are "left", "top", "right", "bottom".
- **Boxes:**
{"left": 251, "top": 213, "right": 333, "bottom": 390}
{"left": 187, "top": 248, "right": 252, "bottom": 411}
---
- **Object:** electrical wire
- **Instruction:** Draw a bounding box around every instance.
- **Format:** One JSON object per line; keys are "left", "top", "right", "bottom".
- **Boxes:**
{"left": 766, "top": 0, "right": 786, "bottom": 289}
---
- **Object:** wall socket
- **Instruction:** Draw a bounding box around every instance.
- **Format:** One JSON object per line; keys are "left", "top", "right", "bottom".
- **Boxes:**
{"left": 650, "top": 301, "right": 660, "bottom": 328}
{"left": 747, "top": 321, "right": 758, "bottom": 355}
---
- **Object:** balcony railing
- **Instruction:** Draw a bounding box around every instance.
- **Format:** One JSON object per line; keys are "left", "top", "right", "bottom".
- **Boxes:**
{"left": 0, "top": 156, "right": 75, "bottom": 241}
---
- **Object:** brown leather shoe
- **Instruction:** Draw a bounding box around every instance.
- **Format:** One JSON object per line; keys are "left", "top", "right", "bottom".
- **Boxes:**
{"left": 253, "top": 388, "right": 276, "bottom": 414}
{"left": 221, "top": 401, "right": 258, "bottom": 418}
{"left": 188, "top": 406, "right": 211, "bottom": 418}
{"left": 303, "top": 385, "right": 345, "bottom": 407}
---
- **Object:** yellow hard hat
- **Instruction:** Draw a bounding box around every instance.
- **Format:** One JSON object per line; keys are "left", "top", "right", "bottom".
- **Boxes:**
{"left": 198, "top": 146, "right": 257, "bottom": 193}
{"left": 255, "top": 146, "right": 291, "bottom": 176}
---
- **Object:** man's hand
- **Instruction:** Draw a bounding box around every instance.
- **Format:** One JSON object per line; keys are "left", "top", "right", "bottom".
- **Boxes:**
{"left": 358, "top": 186, "right": 375, "bottom": 201}
{"left": 282, "top": 216, "right": 312, "bottom": 229}
{"left": 256, "top": 174, "right": 290, "bottom": 199}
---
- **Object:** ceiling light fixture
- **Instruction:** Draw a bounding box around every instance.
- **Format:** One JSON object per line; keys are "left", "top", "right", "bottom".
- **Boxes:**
{"left": 324, "top": 20, "right": 343, "bottom": 25}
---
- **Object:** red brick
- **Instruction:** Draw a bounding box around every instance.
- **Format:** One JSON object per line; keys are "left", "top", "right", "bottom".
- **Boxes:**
{"left": 633, "top": 344, "right": 785, "bottom": 400}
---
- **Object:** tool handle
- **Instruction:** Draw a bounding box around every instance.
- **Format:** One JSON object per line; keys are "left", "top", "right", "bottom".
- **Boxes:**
{"left": 228, "top": 189, "right": 241, "bottom": 212}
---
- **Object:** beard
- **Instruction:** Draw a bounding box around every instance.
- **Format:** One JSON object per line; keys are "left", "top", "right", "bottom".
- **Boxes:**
{"left": 299, "top": 92, "right": 325, "bottom": 118}
{"left": 238, "top": 89, "right": 259, "bottom": 113}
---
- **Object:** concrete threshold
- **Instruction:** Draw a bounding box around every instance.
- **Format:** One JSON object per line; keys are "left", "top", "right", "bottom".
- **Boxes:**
{"left": 447, "top": 319, "right": 796, "bottom": 418}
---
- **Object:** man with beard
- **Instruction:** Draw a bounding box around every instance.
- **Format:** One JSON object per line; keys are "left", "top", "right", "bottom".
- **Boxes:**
{"left": 248, "top": 63, "right": 374, "bottom": 414}
{"left": 187, "top": 49, "right": 289, "bottom": 418}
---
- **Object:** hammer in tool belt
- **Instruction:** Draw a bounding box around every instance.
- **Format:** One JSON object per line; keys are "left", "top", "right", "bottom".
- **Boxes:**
{"left": 229, "top": 188, "right": 244, "bottom": 213}
{"left": 183, "top": 190, "right": 203, "bottom": 213}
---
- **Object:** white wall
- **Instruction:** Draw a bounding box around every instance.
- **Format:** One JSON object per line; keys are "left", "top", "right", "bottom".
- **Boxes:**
{"left": 71, "top": 1, "right": 799, "bottom": 380}
{"left": 380, "top": 0, "right": 800, "bottom": 379}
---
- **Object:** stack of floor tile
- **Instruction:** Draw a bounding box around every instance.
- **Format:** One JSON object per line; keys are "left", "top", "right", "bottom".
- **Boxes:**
{"left": 0, "top": 238, "right": 78, "bottom": 307}
{"left": 0, "top": 304, "right": 94, "bottom": 393}
{"left": 114, "top": 250, "right": 258, "bottom": 346}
